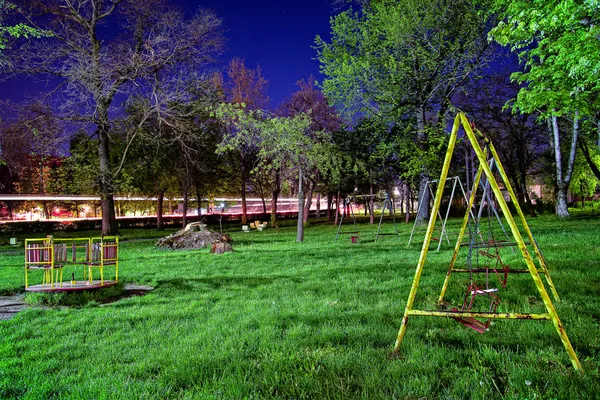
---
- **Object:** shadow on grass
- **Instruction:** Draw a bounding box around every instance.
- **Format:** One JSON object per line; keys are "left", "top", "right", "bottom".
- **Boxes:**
{"left": 156, "top": 275, "right": 303, "bottom": 291}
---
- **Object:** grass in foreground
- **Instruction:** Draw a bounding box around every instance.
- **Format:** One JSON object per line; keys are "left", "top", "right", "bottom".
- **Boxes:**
{"left": 0, "top": 214, "right": 599, "bottom": 399}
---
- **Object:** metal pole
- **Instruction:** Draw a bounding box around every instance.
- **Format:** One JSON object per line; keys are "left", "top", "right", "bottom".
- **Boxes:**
{"left": 437, "top": 177, "right": 458, "bottom": 251}
{"left": 393, "top": 114, "right": 461, "bottom": 353}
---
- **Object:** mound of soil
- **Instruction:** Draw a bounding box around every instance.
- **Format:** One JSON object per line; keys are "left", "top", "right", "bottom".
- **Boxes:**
{"left": 155, "top": 222, "right": 232, "bottom": 252}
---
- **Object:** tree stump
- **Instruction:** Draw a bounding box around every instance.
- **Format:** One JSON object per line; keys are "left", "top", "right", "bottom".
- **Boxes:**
{"left": 210, "top": 242, "right": 233, "bottom": 254}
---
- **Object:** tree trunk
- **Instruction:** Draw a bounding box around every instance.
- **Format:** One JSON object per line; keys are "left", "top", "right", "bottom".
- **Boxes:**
{"left": 182, "top": 183, "right": 190, "bottom": 227}
{"left": 555, "top": 185, "right": 569, "bottom": 217}
{"left": 303, "top": 180, "right": 314, "bottom": 224}
{"left": 296, "top": 169, "right": 305, "bottom": 242}
{"left": 369, "top": 183, "right": 374, "bottom": 224}
{"left": 315, "top": 192, "right": 321, "bottom": 219}
{"left": 240, "top": 156, "right": 248, "bottom": 224}
{"left": 551, "top": 114, "right": 579, "bottom": 218}
{"left": 261, "top": 196, "right": 267, "bottom": 215}
{"left": 334, "top": 191, "right": 340, "bottom": 225}
{"left": 326, "top": 193, "right": 332, "bottom": 221}
{"left": 405, "top": 185, "right": 411, "bottom": 223}
{"left": 578, "top": 139, "right": 600, "bottom": 181}
{"left": 416, "top": 106, "right": 430, "bottom": 224}
{"left": 97, "top": 114, "right": 118, "bottom": 236}
{"left": 270, "top": 170, "right": 281, "bottom": 227}
{"left": 156, "top": 190, "right": 165, "bottom": 230}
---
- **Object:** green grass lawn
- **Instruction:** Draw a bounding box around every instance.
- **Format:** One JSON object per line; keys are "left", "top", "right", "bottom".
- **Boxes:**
{"left": 0, "top": 214, "right": 599, "bottom": 399}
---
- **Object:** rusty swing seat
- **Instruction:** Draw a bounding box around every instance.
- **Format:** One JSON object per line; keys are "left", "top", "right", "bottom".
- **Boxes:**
{"left": 451, "top": 284, "right": 500, "bottom": 333}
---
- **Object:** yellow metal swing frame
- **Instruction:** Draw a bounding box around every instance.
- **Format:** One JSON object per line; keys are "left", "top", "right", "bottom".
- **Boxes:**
{"left": 392, "top": 113, "right": 582, "bottom": 372}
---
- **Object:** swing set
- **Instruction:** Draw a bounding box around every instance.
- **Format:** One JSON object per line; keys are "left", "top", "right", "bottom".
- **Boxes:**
{"left": 408, "top": 176, "right": 473, "bottom": 250}
{"left": 375, "top": 192, "right": 400, "bottom": 242}
{"left": 393, "top": 113, "right": 582, "bottom": 372}
{"left": 335, "top": 196, "right": 360, "bottom": 242}
{"left": 335, "top": 193, "right": 401, "bottom": 242}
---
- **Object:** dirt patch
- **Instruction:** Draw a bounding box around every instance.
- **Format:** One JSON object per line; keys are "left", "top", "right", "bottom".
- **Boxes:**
{"left": 99, "top": 284, "right": 154, "bottom": 305}
{"left": 0, "top": 284, "right": 155, "bottom": 319}
{"left": 0, "top": 294, "right": 27, "bottom": 321}
{"left": 155, "top": 222, "right": 232, "bottom": 252}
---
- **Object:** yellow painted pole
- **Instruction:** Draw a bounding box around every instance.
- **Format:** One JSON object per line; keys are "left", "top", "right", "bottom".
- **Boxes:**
{"left": 408, "top": 309, "right": 551, "bottom": 320}
{"left": 393, "top": 114, "right": 461, "bottom": 353}
{"left": 438, "top": 153, "right": 485, "bottom": 304}
{"left": 461, "top": 114, "right": 582, "bottom": 371}
{"left": 487, "top": 142, "right": 560, "bottom": 301}
{"left": 50, "top": 241, "right": 55, "bottom": 290}
{"left": 24, "top": 240, "right": 29, "bottom": 289}
{"left": 115, "top": 237, "right": 119, "bottom": 282}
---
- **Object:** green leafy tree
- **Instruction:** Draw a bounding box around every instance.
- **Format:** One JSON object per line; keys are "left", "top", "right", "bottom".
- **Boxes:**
{"left": 215, "top": 58, "right": 270, "bottom": 224}
{"left": 279, "top": 76, "right": 343, "bottom": 225}
{"left": 489, "top": 0, "right": 600, "bottom": 217}
{"left": 571, "top": 148, "right": 600, "bottom": 208}
{"left": 216, "top": 104, "right": 328, "bottom": 242}
{"left": 316, "top": 0, "right": 491, "bottom": 222}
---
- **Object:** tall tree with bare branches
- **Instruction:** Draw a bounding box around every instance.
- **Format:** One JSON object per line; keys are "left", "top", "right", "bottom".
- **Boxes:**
{"left": 3, "top": 0, "right": 223, "bottom": 234}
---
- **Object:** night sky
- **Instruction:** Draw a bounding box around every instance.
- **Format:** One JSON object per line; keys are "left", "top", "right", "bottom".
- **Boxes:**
{"left": 201, "top": 0, "right": 336, "bottom": 107}
{"left": 0, "top": 0, "right": 337, "bottom": 110}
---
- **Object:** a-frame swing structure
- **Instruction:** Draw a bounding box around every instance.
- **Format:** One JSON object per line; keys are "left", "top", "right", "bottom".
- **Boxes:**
{"left": 335, "top": 196, "right": 360, "bottom": 242}
{"left": 393, "top": 113, "right": 582, "bottom": 371}
{"left": 408, "top": 176, "right": 473, "bottom": 251}
{"left": 375, "top": 192, "right": 400, "bottom": 242}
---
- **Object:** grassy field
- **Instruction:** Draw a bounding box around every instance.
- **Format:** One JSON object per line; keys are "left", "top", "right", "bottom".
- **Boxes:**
{"left": 0, "top": 213, "right": 598, "bottom": 399}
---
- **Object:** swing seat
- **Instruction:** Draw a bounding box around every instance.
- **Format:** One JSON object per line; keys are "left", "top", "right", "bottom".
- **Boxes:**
{"left": 450, "top": 308, "right": 491, "bottom": 333}
{"left": 451, "top": 283, "right": 500, "bottom": 333}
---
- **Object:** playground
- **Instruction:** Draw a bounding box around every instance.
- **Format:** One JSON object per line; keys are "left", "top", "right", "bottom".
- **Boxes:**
{"left": 0, "top": 211, "right": 599, "bottom": 398}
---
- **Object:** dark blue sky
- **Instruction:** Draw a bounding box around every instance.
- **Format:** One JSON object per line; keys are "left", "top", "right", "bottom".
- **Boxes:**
{"left": 0, "top": 0, "right": 337, "bottom": 110}
{"left": 203, "top": 0, "right": 336, "bottom": 107}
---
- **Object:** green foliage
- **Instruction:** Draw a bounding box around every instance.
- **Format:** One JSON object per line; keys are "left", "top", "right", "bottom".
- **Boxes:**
{"left": 489, "top": 0, "right": 600, "bottom": 117}
{"left": 315, "top": 0, "right": 490, "bottom": 122}
{"left": 0, "top": 1, "right": 50, "bottom": 60}
{"left": 215, "top": 103, "right": 328, "bottom": 177}
{"left": 571, "top": 148, "right": 600, "bottom": 198}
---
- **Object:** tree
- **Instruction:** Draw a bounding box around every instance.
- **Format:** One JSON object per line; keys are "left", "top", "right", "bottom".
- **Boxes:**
{"left": 456, "top": 72, "right": 547, "bottom": 215}
{"left": 316, "top": 0, "right": 492, "bottom": 223}
{"left": 489, "top": 0, "right": 600, "bottom": 216}
{"left": 279, "top": 76, "right": 343, "bottom": 224}
{"left": 125, "top": 74, "right": 223, "bottom": 228}
{"left": 4, "top": 0, "right": 223, "bottom": 235}
{"left": 215, "top": 104, "right": 328, "bottom": 242}
{"left": 0, "top": 107, "right": 66, "bottom": 218}
{"left": 216, "top": 58, "right": 269, "bottom": 224}
{"left": 330, "top": 117, "right": 397, "bottom": 223}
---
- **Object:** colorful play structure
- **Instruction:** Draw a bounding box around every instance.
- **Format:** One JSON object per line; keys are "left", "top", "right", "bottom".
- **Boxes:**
{"left": 24, "top": 236, "right": 119, "bottom": 292}
{"left": 393, "top": 113, "right": 582, "bottom": 372}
